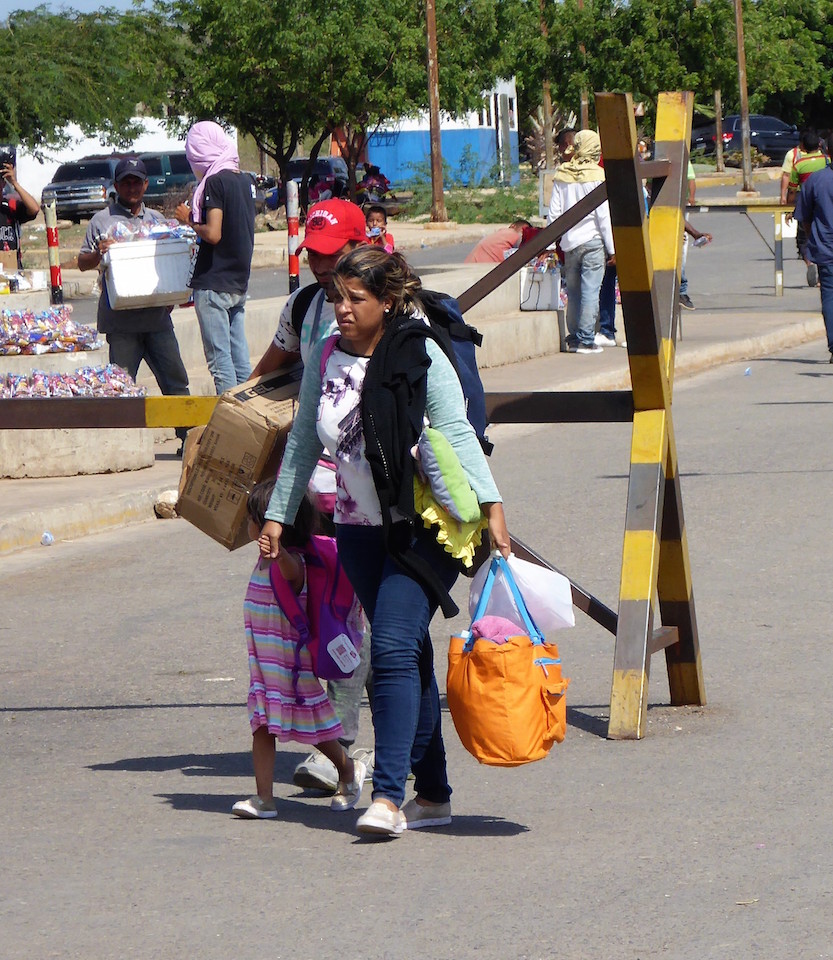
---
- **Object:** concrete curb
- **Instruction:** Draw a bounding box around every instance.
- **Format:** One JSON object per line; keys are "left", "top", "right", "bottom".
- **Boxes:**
{"left": 538, "top": 317, "right": 825, "bottom": 394}
{"left": 0, "top": 486, "right": 179, "bottom": 556}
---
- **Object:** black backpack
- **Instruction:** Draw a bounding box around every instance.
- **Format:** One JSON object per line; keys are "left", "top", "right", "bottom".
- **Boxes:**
{"left": 291, "top": 282, "right": 491, "bottom": 455}
{"left": 419, "top": 289, "right": 492, "bottom": 455}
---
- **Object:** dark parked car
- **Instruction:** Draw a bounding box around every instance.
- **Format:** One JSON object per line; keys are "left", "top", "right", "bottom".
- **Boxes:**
{"left": 41, "top": 156, "right": 120, "bottom": 222}
{"left": 139, "top": 151, "right": 196, "bottom": 207}
{"left": 691, "top": 115, "right": 800, "bottom": 164}
{"left": 267, "top": 156, "right": 350, "bottom": 209}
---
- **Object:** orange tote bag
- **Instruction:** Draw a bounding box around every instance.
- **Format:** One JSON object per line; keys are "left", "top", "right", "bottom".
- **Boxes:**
{"left": 447, "top": 555, "right": 569, "bottom": 767}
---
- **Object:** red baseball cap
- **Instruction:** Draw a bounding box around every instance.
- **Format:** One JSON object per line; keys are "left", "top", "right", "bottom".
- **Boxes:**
{"left": 298, "top": 199, "right": 367, "bottom": 255}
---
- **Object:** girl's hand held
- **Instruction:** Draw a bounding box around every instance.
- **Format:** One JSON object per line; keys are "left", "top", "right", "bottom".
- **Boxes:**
{"left": 259, "top": 520, "right": 283, "bottom": 559}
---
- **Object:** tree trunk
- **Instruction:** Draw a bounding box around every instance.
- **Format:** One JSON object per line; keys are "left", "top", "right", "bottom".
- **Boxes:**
{"left": 714, "top": 89, "right": 725, "bottom": 173}
{"left": 425, "top": 0, "right": 448, "bottom": 221}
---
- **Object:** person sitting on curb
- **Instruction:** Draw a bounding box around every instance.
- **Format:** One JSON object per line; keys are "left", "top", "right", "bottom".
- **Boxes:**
{"left": 78, "top": 158, "right": 190, "bottom": 452}
{"left": 464, "top": 219, "right": 533, "bottom": 263}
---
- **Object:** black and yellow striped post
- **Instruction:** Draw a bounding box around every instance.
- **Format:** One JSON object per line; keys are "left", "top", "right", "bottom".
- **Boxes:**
{"left": 597, "top": 91, "right": 705, "bottom": 739}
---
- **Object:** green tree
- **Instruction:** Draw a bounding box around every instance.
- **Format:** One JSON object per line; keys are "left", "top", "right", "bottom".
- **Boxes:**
{"left": 0, "top": 5, "right": 176, "bottom": 153}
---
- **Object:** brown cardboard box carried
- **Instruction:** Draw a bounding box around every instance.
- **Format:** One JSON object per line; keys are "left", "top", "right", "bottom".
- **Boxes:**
{"left": 177, "top": 364, "right": 303, "bottom": 550}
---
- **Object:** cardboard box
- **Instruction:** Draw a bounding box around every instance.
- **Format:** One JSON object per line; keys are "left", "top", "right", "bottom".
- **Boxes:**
{"left": 0, "top": 250, "right": 19, "bottom": 276}
{"left": 176, "top": 366, "right": 303, "bottom": 549}
{"left": 104, "top": 237, "right": 195, "bottom": 310}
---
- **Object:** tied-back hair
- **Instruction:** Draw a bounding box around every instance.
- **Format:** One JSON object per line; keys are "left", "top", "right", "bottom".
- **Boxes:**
{"left": 247, "top": 480, "right": 318, "bottom": 549}
{"left": 333, "top": 246, "right": 422, "bottom": 318}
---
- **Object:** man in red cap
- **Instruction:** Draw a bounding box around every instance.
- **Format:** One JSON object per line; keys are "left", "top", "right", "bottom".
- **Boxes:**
{"left": 251, "top": 197, "right": 367, "bottom": 374}
{"left": 250, "top": 197, "right": 372, "bottom": 794}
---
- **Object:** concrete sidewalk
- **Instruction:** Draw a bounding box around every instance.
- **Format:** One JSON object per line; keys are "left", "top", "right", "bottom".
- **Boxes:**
{"left": 2, "top": 293, "right": 825, "bottom": 556}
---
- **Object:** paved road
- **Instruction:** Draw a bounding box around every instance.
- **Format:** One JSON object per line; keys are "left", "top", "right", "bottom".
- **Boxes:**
{"left": 2, "top": 338, "right": 831, "bottom": 958}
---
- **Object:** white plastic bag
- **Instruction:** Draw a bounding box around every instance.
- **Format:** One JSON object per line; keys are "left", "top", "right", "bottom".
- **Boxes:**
{"left": 468, "top": 552, "right": 575, "bottom": 634}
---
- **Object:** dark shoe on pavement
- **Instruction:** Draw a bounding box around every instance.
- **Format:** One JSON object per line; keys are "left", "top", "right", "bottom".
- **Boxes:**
{"left": 807, "top": 263, "right": 818, "bottom": 287}
{"left": 575, "top": 343, "right": 604, "bottom": 354}
{"left": 679, "top": 294, "right": 695, "bottom": 310}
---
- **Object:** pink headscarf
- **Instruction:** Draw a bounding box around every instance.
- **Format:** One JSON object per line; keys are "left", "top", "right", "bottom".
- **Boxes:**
{"left": 185, "top": 121, "right": 240, "bottom": 222}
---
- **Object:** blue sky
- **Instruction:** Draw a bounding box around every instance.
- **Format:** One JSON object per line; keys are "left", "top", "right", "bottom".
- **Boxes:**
{"left": 1, "top": 0, "right": 140, "bottom": 16}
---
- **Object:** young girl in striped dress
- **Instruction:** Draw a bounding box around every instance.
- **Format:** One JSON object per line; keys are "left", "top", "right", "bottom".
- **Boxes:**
{"left": 232, "top": 480, "right": 366, "bottom": 819}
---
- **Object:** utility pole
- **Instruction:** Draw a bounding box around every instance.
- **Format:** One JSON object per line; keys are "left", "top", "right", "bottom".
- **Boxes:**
{"left": 425, "top": 0, "right": 448, "bottom": 221}
{"left": 540, "top": 0, "right": 554, "bottom": 169}
{"left": 733, "top": 0, "right": 755, "bottom": 194}
{"left": 577, "top": 0, "right": 589, "bottom": 128}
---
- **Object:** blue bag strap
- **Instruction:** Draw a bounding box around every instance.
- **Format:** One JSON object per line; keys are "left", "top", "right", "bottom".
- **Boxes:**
{"left": 493, "top": 554, "right": 545, "bottom": 644}
{"left": 463, "top": 553, "right": 545, "bottom": 651}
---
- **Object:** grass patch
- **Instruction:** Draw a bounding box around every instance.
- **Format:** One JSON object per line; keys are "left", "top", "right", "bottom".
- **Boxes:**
{"left": 399, "top": 166, "right": 541, "bottom": 224}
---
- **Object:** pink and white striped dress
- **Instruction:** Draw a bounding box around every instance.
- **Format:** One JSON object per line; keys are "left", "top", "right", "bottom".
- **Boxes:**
{"left": 243, "top": 555, "right": 347, "bottom": 743}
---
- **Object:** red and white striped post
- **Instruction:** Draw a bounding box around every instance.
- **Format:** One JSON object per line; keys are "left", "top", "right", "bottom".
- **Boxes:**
{"left": 287, "top": 179, "right": 300, "bottom": 293}
{"left": 42, "top": 199, "right": 64, "bottom": 305}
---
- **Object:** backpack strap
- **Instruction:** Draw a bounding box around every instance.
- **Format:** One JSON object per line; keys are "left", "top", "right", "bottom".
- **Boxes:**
{"left": 268, "top": 558, "right": 312, "bottom": 704}
{"left": 319, "top": 334, "right": 340, "bottom": 378}
{"left": 290, "top": 283, "right": 322, "bottom": 339}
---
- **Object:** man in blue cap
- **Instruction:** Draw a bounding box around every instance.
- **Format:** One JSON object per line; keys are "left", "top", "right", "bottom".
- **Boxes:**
{"left": 79, "top": 157, "right": 190, "bottom": 449}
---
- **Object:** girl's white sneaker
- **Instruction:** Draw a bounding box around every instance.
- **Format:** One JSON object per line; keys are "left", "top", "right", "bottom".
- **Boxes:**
{"left": 232, "top": 796, "right": 278, "bottom": 819}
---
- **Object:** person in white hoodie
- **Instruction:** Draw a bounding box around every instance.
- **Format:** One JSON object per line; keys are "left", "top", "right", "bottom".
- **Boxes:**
{"left": 547, "top": 130, "right": 615, "bottom": 354}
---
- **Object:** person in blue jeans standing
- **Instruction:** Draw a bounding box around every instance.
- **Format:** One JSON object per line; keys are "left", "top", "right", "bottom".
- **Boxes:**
{"left": 259, "top": 247, "right": 510, "bottom": 837}
{"left": 548, "top": 130, "right": 615, "bottom": 354}
{"left": 78, "top": 157, "right": 190, "bottom": 450}
{"left": 795, "top": 163, "right": 833, "bottom": 362}
{"left": 175, "top": 121, "right": 256, "bottom": 395}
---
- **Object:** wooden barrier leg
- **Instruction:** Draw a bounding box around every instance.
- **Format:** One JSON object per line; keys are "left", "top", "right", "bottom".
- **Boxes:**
{"left": 657, "top": 420, "right": 706, "bottom": 705}
{"left": 608, "top": 409, "right": 668, "bottom": 739}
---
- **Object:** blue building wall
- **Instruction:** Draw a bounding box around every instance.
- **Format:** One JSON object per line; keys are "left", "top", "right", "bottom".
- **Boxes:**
{"left": 367, "top": 128, "right": 519, "bottom": 187}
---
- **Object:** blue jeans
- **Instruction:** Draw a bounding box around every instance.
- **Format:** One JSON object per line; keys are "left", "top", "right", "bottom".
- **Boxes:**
{"left": 193, "top": 289, "right": 251, "bottom": 395}
{"left": 598, "top": 263, "right": 617, "bottom": 339}
{"left": 107, "top": 324, "right": 190, "bottom": 441}
{"left": 564, "top": 239, "right": 606, "bottom": 347}
{"left": 817, "top": 263, "right": 833, "bottom": 353}
{"left": 335, "top": 524, "right": 458, "bottom": 807}
{"left": 680, "top": 234, "right": 689, "bottom": 296}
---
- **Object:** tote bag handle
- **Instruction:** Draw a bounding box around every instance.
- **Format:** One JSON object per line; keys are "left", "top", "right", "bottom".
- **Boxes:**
{"left": 465, "top": 553, "right": 545, "bottom": 651}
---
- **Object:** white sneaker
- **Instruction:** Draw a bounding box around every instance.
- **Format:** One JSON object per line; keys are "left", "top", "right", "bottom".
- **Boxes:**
{"left": 232, "top": 796, "right": 278, "bottom": 819}
{"left": 575, "top": 343, "right": 604, "bottom": 354}
{"left": 594, "top": 333, "right": 617, "bottom": 347}
{"left": 401, "top": 797, "right": 452, "bottom": 830}
{"left": 331, "top": 759, "right": 366, "bottom": 812}
{"left": 350, "top": 747, "right": 375, "bottom": 782}
{"left": 356, "top": 800, "right": 405, "bottom": 837}
{"left": 293, "top": 750, "right": 338, "bottom": 792}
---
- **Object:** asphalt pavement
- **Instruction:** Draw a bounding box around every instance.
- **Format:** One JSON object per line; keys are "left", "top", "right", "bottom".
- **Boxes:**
{"left": 2, "top": 334, "right": 832, "bottom": 958}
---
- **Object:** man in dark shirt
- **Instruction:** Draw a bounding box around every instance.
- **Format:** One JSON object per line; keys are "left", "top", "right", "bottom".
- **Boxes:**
{"left": 175, "top": 122, "right": 256, "bottom": 395}
{"left": 78, "top": 157, "right": 190, "bottom": 444}
{"left": 1, "top": 155, "right": 40, "bottom": 271}
{"left": 796, "top": 164, "right": 833, "bottom": 362}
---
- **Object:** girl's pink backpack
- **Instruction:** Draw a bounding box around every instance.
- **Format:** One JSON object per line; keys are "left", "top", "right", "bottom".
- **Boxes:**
{"left": 269, "top": 535, "right": 362, "bottom": 701}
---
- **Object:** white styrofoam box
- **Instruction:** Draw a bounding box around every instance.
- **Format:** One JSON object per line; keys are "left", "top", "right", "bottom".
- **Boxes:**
{"left": 780, "top": 213, "right": 798, "bottom": 240}
{"left": 520, "top": 265, "right": 561, "bottom": 311}
{"left": 104, "top": 238, "right": 195, "bottom": 310}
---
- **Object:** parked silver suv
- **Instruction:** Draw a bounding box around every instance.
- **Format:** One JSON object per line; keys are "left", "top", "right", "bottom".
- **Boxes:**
{"left": 41, "top": 156, "right": 121, "bottom": 222}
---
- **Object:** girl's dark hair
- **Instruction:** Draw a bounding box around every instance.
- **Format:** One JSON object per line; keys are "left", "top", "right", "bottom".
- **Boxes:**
{"left": 365, "top": 204, "right": 387, "bottom": 222}
{"left": 247, "top": 480, "right": 317, "bottom": 549}
{"left": 332, "top": 246, "right": 422, "bottom": 317}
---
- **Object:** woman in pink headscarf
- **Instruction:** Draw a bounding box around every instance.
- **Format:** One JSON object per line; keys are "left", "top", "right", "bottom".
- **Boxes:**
{"left": 175, "top": 121, "right": 257, "bottom": 395}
